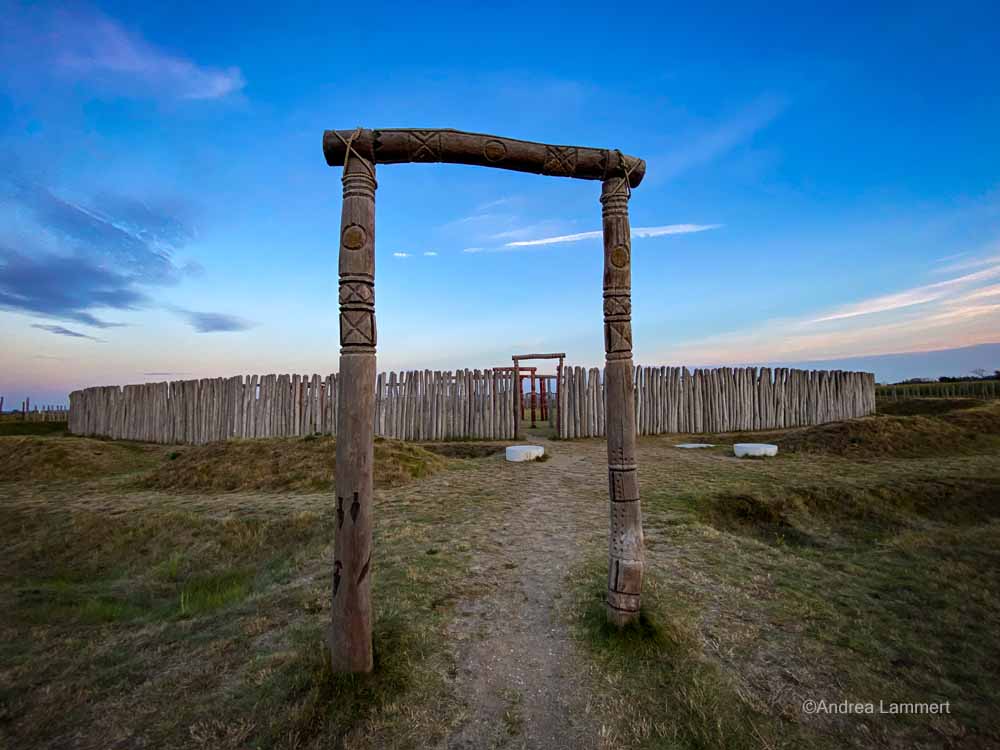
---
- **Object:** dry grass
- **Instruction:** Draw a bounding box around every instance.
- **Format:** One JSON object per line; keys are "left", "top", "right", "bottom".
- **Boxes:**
{"left": 138, "top": 436, "right": 446, "bottom": 492}
{"left": 0, "top": 433, "right": 468, "bottom": 750}
{"left": 0, "top": 435, "right": 159, "bottom": 481}
{"left": 680, "top": 400, "right": 1000, "bottom": 458}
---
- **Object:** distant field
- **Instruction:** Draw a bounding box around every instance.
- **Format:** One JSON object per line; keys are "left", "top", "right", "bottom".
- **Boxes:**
{"left": 1, "top": 399, "right": 998, "bottom": 749}
{"left": 0, "top": 420, "right": 68, "bottom": 437}
{"left": 878, "top": 379, "right": 999, "bottom": 400}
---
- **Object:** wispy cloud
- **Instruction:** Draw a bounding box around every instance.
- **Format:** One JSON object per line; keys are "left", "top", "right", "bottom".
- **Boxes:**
{"left": 647, "top": 95, "right": 785, "bottom": 183}
{"left": 463, "top": 247, "right": 484, "bottom": 254}
{"left": 2, "top": 4, "right": 245, "bottom": 100}
{"left": 656, "top": 261, "right": 1000, "bottom": 366}
{"left": 0, "top": 159, "right": 198, "bottom": 329}
{"left": 931, "top": 247, "right": 1000, "bottom": 274}
{"left": 173, "top": 309, "right": 255, "bottom": 333}
{"left": 423, "top": 251, "right": 438, "bottom": 256}
{"left": 393, "top": 252, "right": 412, "bottom": 258}
{"left": 30, "top": 324, "right": 104, "bottom": 341}
{"left": 934, "top": 251, "right": 968, "bottom": 264}
{"left": 0, "top": 249, "right": 143, "bottom": 327}
{"left": 808, "top": 266, "right": 1000, "bottom": 323}
{"left": 475, "top": 197, "right": 519, "bottom": 212}
{"left": 952, "top": 283, "right": 1000, "bottom": 304}
{"left": 504, "top": 224, "right": 721, "bottom": 248}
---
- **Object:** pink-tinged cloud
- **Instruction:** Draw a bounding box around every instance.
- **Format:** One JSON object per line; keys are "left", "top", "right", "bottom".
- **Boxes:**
{"left": 655, "top": 261, "right": 1000, "bottom": 366}
{"left": 808, "top": 265, "right": 1000, "bottom": 323}
{"left": 4, "top": 5, "right": 245, "bottom": 100}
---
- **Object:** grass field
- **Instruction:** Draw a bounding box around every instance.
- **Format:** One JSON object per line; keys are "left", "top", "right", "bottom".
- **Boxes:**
{"left": 1, "top": 400, "right": 998, "bottom": 748}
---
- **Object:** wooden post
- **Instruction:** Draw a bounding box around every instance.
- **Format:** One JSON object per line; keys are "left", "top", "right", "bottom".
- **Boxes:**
{"left": 530, "top": 371, "right": 537, "bottom": 428}
{"left": 601, "top": 175, "right": 643, "bottom": 628}
{"left": 557, "top": 357, "right": 563, "bottom": 437}
{"left": 540, "top": 378, "right": 548, "bottom": 423}
{"left": 330, "top": 145, "right": 377, "bottom": 673}
{"left": 512, "top": 358, "right": 522, "bottom": 439}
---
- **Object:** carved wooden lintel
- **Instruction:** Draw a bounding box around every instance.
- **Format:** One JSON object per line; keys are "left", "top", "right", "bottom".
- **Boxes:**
{"left": 324, "top": 129, "right": 646, "bottom": 188}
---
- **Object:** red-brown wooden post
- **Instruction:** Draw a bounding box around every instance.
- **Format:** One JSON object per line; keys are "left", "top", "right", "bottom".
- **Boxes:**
{"left": 556, "top": 359, "right": 563, "bottom": 436}
{"left": 601, "top": 175, "right": 644, "bottom": 627}
{"left": 330, "top": 141, "right": 377, "bottom": 672}
{"left": 539, "top": 378, "right": 547, "bottom": 421}
{"left": 513, "top": 358, "right": 522, "bottom": 438}
{"left": 530, "top": 371, "right": 537, "bottom": 427}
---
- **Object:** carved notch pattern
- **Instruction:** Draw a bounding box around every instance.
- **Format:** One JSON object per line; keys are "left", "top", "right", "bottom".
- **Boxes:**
{"left": 409, "top": 130, "right": 441, "bottom": 161}
{"left": 609, "top": 467, "right": 640, "bottom": 503}
{"left": 610, "top": 504, "right": 628, "bottom": 555}
{"left": 605, "top": 320, "right": 633, "bottom": 353}
{"left": 357, "top": 551, "right": 371, "bottom": 585}
{"left": 608, "top": 558, "right": 642, "bottom": 597}
{"left": 340, "top": 310, "right": 376, "bottom": 347}
{"left": 340, "top": 281, "right": 373, "bottom": 306}
{"left": 603, "top": 295, "right": 631, "bottom": 318}
{"left": 333, "top": 560, "right": 343, "bottom": 596}
{"left": 544, "top": 145, "right": 578, "bottom": 176}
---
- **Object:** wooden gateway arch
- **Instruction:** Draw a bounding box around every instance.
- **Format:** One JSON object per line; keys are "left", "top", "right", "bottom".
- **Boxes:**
{"left": 324, "top": 128, "right": 646, "bottom": 672}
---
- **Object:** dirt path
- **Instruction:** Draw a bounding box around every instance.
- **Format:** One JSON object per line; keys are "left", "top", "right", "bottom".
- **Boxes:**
{"left": 432, "top": 435, "right": 610, "bottom": 750}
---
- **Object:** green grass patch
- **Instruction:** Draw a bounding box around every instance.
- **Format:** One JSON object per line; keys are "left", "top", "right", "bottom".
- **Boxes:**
{"left": 179, "top": 569, "right": 254, "bottom": 616}
{"left": 14, "top": 579, "right": 148, "bottom": 625}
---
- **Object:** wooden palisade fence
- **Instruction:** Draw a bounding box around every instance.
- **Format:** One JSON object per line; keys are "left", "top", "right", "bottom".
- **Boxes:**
{"left": 877, "top": 379, "right": 999, "bottom": 400}
{"left": 2, "top": 405, "right": 71, "bottom": 422}
{"left": 69, "top": 370, "right": 516, "bottom": 444}
{"left": 558, "top": 366, "right": 876, "bottom": 438}
{"left": 70, "top": 365, "right": 874, "bottom": 444}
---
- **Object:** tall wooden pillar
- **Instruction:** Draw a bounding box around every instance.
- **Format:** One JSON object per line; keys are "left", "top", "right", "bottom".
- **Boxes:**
{"left": 601, "top": 176, "right": 644, "bottom": 627}
{"left": 330, "top": 150, "right": 377, "bottom": 672}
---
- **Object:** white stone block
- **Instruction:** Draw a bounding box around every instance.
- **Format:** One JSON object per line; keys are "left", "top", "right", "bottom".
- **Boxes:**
{"left": 734, "top": 443, "right": 778, "bottom": 457}
{"left": 505, "top": 445, "right": 545, "bottom": 462}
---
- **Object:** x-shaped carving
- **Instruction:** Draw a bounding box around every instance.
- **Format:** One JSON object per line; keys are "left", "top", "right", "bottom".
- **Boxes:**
{"left": 544, "top": 145, "right": 578, "bottom": 176}
{"left": 409, "top": 130, "right": 440, "bottom": 161}
{"left": 341, "top": 310, "right": 375, "bottom": 346}
{"left": 340, "top": 282, "right": 373, "bottom": 305}
{"left": 603, "top": 296, "right": 631, "bottom": 317}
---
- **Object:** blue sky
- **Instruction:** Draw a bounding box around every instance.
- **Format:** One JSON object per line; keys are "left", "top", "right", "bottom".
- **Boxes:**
{"left": 2, "top": 0, "right": 999, "bottom": 404}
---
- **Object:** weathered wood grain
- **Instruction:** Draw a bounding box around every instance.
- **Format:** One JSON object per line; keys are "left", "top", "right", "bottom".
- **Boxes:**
{"left": 330, "top": 152, "right": 377, "bottom": 673}
{"left": 323, "top": 129, "right": 646, "bottom": 187}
